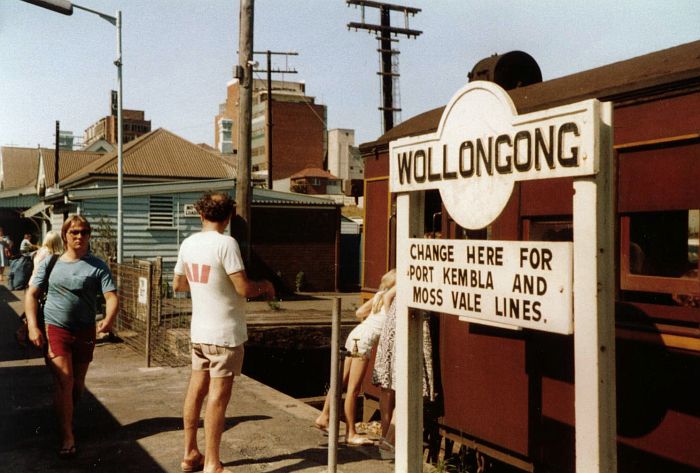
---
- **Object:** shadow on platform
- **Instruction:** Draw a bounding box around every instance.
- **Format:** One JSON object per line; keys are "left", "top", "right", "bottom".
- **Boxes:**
{"left": 0, "top": 286, "right": 167, "bottom": 472}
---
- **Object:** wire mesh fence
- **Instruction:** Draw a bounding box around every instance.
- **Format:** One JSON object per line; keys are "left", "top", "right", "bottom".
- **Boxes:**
{"left": 111, "top": 258, "right": 192, "bottom": 367}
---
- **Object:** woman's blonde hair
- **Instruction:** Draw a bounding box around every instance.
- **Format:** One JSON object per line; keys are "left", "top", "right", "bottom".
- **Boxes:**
{"left": 42, "top": 230, "right": 63, "bottom": 255}
{"left": 372, "top": 268, "right": 396, "bottom": 314}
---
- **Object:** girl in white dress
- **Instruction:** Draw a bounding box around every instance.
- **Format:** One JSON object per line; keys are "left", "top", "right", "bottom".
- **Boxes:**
{"left": 314, "top": 269, "right": 396, "bottom": 445}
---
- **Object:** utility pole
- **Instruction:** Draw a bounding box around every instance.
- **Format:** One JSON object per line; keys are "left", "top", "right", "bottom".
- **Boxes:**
{"left": 115, "top": 9, "right": 123, "bottom": 263}
{"left": 22, "top": 0, "right": 122, "bottom": 263}
{"left": 252, "top": 50, "right": 297, "bottom": 190}
{"left": 347, "top": 0, "right": 421, "bottom": 132}
{"left": 54, "top": 120, "right": 60, "bottom": 188}
{"left": 236, "top": 0, "right": 254, "bottom": 262}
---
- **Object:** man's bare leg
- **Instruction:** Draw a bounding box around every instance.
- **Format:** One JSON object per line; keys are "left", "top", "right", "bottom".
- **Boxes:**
{"left": 183, "top": 370, "right": 209, "bottom": 466}
{"left": 47, "top": 355, "right": 75, "bottom": 450}
{"left": 72, "top": 361, "right": 90, "bottom": 405}
{"left": 203, "top": 375, "right": 234, "bottom": 473}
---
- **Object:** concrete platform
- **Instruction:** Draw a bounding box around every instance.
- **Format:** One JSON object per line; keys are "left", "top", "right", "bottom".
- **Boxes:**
{"left": 0, "top": 285, "right": 406, "bottom": 473}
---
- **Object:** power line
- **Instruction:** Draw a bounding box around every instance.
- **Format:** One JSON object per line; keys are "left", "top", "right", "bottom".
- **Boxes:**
{"left": 252, "top": 50, "right": 298, "bottom": 189}
{"left": 346, "top": 0, "right": 422, "bottom": 133}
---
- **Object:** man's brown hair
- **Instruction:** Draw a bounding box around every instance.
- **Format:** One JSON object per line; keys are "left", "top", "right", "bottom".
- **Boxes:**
{"left": 194, "top": 192, "right": 235, "bottom": 223}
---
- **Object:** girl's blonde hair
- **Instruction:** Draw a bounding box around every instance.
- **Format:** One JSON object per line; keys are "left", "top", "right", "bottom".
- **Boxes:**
{"left": 42, "top": 230, "right": 63, "bottom": 255}
{"left": 372, "top": 268, "right": 396, "bottom": 314}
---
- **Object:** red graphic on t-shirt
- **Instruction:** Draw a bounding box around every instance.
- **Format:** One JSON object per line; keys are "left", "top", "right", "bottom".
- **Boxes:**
{"left": 185, "top": 263, "right": 211, "bottom": 284}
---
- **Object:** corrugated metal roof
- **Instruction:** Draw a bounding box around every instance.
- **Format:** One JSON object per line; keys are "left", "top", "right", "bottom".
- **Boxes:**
{"left": 253, "top": 189, "right": 340, "bottom": 207}
{"left": 1, "top": 146, "right": 103, "bottom": 191}
{"left": 1, "top": 146, "right": 41, "bottom": 189}
{"left": 61, "top": 128, "right": 236, "bottom": 186}
{"left": 40, "top": 148, "right": 104, "bottom": 187}
{"left": 361, "top": 40, "right": 700, "bottom": 152}
{"left": 341, "top": 215, "right": 361, "bottom": 234}
{"left": 66, "top": 178, "right": 339, "bottom": 207}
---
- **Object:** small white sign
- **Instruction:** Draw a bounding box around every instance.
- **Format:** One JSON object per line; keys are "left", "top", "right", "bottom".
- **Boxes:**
{"left": 400, "top": 238, "right": 573, "bottom": 334}
{"left": 138, "top": 277, "right": 148, "bottom": 305}
{"left": 183, "top": 203, "right": 198, "bottom": 217}
{"left": 390, "top": 81, "right": 600, "bottom": 229}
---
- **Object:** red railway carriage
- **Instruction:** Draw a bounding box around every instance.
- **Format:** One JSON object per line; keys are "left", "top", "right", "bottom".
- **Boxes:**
{"left": 359, "top": 40, "right": 700, "bottom": 472}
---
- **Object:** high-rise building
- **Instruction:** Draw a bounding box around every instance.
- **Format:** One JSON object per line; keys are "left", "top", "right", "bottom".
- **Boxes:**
{"left": 83, "top": 91, "right": 151, "bottom": 149}
{"left": 327, "top": 128, "right": 364, "bottom": 196}
{"left": 214, "top": 79, "right": 327, "bottom": 185}
{"left": 58, "top": 130, "right": 76, "bottom": 150}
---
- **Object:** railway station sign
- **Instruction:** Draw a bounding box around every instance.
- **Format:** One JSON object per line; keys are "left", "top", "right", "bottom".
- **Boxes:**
{"left": 390, "top": 80, "right": 615, "bottom": 473}
{"left": 390, "top": 81, "right": 600, "bottom": 230}
{"left": 405, "top": 238, "right": 573, "bottom": 334}
{"left": 390, "top": 81, "right": 606, "bottom": 334}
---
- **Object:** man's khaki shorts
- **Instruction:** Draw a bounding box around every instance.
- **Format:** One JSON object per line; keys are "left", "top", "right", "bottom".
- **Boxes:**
{"left": 191, "top": 343, "right": 244, "bottom": 378}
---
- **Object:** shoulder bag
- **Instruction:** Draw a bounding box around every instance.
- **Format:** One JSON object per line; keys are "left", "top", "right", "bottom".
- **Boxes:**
{"left": 15, "top": 254, "right": 59, "bottom": 347}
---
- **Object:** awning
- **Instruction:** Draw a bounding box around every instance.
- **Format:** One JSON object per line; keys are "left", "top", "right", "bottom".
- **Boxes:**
{"left": 22, "top": 201, "right": 51, "bottom": 218}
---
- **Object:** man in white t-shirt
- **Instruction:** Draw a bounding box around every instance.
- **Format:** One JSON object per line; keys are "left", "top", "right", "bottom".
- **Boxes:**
{"left": 173, "top": 192, "right": 274, "bottom": 473}
{"left": 20, "top": 233, "right": 37, "bottom": 255}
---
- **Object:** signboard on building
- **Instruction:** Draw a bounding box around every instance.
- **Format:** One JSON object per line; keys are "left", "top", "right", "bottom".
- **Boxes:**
{"left": 111, "top": 90, "right": 118, "bottom": 116}
{"left": 183, "top": 203, "right": 198, "bottom": 217}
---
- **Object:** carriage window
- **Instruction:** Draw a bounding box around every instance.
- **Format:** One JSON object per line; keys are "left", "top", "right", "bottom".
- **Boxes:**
{"left": 528, "top": 219, "right": 572, "bottom": 242}
{"left": 621, "top": 210, "right": 700, "bottom": 304}
{"left": 628, "top": 210, "right": 698, "bottom": 277}
{"left": 425, "top": 190, "right": 443, "bottom": 238}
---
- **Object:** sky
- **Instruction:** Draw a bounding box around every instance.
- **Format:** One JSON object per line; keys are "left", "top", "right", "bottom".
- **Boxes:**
{"left": 1, "top": 0, "right": 698, "bottom": 150}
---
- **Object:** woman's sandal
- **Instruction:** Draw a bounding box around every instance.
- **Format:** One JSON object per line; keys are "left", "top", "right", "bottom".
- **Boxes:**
{"left": 377, "top": 437, "right": 395, "bottom": 452}
{"left": 312, "top": 421, "right": 328, "bottom": 434}
{"left": 58, "top": 445, "right": 77, "bottom": 459}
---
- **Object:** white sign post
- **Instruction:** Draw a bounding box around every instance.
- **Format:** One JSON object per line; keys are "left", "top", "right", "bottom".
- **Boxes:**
{"left": 390, "top": 81, "right": 616, "bottom": 472}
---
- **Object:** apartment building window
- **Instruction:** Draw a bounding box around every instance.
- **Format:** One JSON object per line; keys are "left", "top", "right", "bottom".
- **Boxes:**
{"left": 149, "top": 195, "right": 174, "bottom": 228}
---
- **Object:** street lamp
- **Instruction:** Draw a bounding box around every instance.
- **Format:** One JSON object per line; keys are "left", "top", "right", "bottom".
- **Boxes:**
{"left": 22, "top": 0, "right": 124, "bottom": 264}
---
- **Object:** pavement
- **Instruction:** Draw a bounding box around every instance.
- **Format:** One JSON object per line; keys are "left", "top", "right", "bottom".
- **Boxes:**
{"left": 0, "top": 284, "right": 409, "bottom": 473}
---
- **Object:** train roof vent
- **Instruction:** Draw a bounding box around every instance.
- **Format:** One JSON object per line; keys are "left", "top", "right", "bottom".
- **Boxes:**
{"left": 468, "top": 51, "right": 542, "bottom": 90}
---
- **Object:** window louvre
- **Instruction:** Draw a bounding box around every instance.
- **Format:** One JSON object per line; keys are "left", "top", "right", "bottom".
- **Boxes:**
{"left": 149, "top": 195, "right": 174, "bottom": 228}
